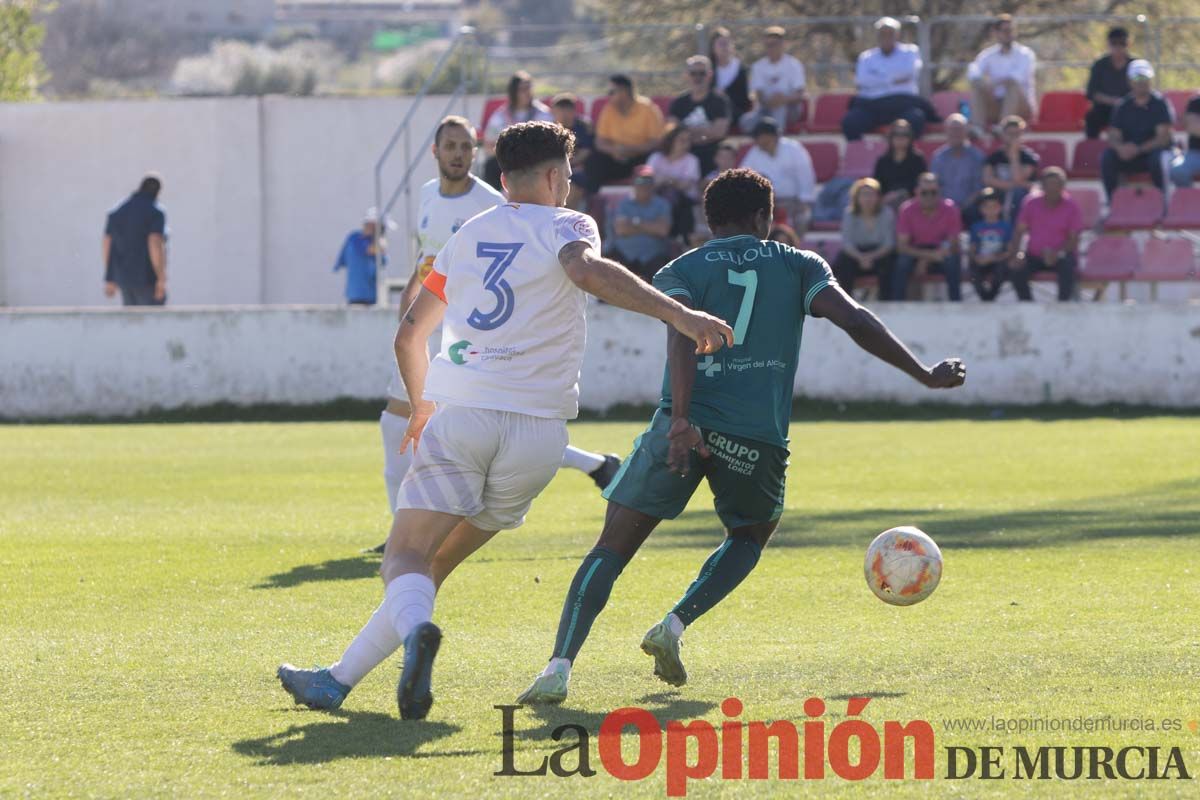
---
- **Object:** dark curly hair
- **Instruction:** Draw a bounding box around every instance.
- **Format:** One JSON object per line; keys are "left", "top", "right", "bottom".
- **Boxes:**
{"left": 703, "top": 167, "right": 773, "bottom": 231}
{"left": 495, "top": 121, "right": 575, "bottom": 176}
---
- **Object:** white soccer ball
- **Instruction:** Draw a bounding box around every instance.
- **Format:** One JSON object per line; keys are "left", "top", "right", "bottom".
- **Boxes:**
{"left": 864, "top": 526, "right": 943, "bottom": 606}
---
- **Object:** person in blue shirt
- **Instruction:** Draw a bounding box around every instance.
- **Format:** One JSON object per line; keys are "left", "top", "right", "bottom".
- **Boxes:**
{"left": 968, "top": 188, "right": 1014, "bottom": 301}
{"left": 334, "top": 212, "right": 387, "bottom": 305}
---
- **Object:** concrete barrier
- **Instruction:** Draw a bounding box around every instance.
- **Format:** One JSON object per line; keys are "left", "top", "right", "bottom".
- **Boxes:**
{"left": 1, "top": 303, "right": 1198, "bottom": 419}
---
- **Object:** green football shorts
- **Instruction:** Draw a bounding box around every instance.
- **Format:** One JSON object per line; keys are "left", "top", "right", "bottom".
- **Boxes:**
{"left": 602, "top": 410, "right": 788, "bottom": 530}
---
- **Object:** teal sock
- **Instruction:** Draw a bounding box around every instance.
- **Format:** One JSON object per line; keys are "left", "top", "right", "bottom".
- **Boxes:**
{"left": 670, "top": 537, "right": 762, "bottom": 626}
{"left": 551, "top": 546, "right": 628, "bottom": 662}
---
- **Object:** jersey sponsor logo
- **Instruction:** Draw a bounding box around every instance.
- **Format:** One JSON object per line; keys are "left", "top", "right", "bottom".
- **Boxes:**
{"left": 468, "top": 241, "right": 523, "bottom": 331}
{"left": 448, "top": 339, "right": 478, "bottom": 365}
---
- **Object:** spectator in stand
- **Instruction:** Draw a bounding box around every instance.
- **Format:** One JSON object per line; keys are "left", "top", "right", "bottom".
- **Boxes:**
{"left": 874, "top": 119, "right": 927, "bottom": 208}
{"left": 580, "top": 74, "right": 665, "bottom": 194}
{"left": 609, "top": 165, "right": 673, "bottom": 281}
{"left": 334, "top": 210, "right": 386, "bottom": 306}
{"left": 708, "top": 27, "right": 752, "bottom": 125}
{"left": 842, "top": 17, "right": 931, "bottom": 141}
{"left": 704, "top": 140, "right": 740, "bottom": 186}
{"left": 667, "top": 55, "right": 732, "bottom": 175}
{"left": 1010, "top": 167, "right": 1084, "bottom": 301}
{"left": 740, "top": 26, "right": 807, "bottom": 133}
{"left": 767, "top": 223, "right": 801, "bottom": 247}
{"left": 967, "top": 14, "right": 1037, "bottom": 136}
{"left": 1169, "top": 94, "right": 1200, "bottom": 187}
{"left": 740, "top": 117, "right": 817, "bottom": 236}
{"left": 831, "top": 177, "right": 896, "bottom": 298}
{"left": 552, "top": 93, "right": 594, "bottom": 209}
{"left": 1085, "top": 27, "right": 1135, "bottom": 139}
{"left": 482, "top": 71, "right": 553, "bottom": 189}
{"left": 103, "top": 174, "right": 168, "bottom": 306}
{"left": 967, "top": 188, "right": 1014, "bottom": 301}
{"left": 930, "top": 113, "right": 986, "bottom": 224}
{"left": 983, "top": 115, "right": 1039, "bottom": 220}
{"left": 894, "top": 173, "right": 963, "bottom": 301}
{"left": 647, "top": 124, "right": 702, "bottom": 241}
{"left": 1101, "top": 60, "right": 1172, "bottom": 200}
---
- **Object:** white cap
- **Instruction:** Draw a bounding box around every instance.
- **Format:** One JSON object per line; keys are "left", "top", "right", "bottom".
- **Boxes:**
{"left": 1127, "top": 59, "right": 1155, "bottom": 81}
{"left": 875, "top": 17, "right": 901, "bottom": 31}
{"left": 363, "top": 206, "right": 398, "bottom": 230}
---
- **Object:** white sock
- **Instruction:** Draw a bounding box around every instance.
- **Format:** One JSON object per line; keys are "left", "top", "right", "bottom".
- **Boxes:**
{"left": 383, "top": 573, "right": 436, "bottom": 642}
{"left": 329, "top": 602, "right": 401, "bottom": 687}
{"left": 561, "top": 445, "right": 606, "bottom": 474}
{"left": 542, "top": 657, "right": 571, "bottom": 677}
{"left": 665, "top": 612, "right": 686, "bottom": 638}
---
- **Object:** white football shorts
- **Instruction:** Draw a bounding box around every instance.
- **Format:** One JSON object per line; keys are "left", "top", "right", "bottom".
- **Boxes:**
{"left": 395, "top": 404, "right": 568, "bottom": 531}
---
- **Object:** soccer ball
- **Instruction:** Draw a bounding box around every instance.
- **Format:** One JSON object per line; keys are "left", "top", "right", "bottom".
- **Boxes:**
{"left": 864, "top": 526, "right": 943, "bottom": 606}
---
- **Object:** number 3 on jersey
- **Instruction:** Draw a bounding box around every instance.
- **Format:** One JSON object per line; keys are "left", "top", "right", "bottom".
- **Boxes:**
{"left": 468, "top": 242, "right": 523, "bottom": 331}
{"left": 727, "top": 269, "right": 758, "bottom": 345}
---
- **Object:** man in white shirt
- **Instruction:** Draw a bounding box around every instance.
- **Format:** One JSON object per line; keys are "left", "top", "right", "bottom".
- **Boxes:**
{"left": 278, "top": 121, "right": 734, "bottom": 720}
{"left": 843, "top": 17, "right": 932, "bottom": 141}
{"left": 740, "top": 25, "right": 807, "bottom": 133}
{"left": 968, "top": 14, "right": 1037, "bottom": 134}
{"left": 373, "top": 116, "right": 622, "bottom": 552}
{"left": 740, "top": 117, "right": 817, "bottom": 235}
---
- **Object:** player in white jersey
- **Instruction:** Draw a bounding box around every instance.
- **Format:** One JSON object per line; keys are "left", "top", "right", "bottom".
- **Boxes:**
{"left": 279, "top": 121, "right": 733, "bottom": 719}
{"left": 376, "top": 117, "right": 620, "bottom": 547}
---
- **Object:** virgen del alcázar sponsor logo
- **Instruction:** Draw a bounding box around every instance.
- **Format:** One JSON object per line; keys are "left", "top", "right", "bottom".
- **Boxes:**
{"left": 494, "top": 697, "right": 1194, "bottom": 796}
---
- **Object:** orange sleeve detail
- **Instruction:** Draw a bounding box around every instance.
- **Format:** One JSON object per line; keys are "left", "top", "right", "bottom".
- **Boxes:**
{"left": 422, "top": 269, "right": 447, "bottom": 303}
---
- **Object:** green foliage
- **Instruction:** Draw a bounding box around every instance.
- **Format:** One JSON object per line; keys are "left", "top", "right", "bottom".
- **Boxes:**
{"left": 0, "top": 418, "right": 1197, "bottom": 796}
{"left": 0, "top": 0, "right": 49, "bottom": 100}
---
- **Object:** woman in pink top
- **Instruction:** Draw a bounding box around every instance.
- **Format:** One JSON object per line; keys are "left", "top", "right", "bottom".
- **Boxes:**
{"left": 647, "top": 124, "right": 702, "bottom": 241}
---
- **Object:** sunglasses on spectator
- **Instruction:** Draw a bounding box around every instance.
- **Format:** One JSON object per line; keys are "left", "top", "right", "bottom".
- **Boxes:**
{"left": 918, "top": 189, "right": 938, "bottom": 196}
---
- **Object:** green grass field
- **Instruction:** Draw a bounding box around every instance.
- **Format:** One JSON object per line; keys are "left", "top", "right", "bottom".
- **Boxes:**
{"left": 2, "top": 417, "right": 1198, "bottom": 798}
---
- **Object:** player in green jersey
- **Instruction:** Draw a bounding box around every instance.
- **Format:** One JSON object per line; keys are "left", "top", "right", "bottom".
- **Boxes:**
{"left": 517, "top": 168, "right": 966, "bottom": 704}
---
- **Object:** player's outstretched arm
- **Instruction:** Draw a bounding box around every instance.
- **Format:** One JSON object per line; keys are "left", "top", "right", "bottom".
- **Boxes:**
{"left": 558, "top": 241, "right": 733, "bottom": 354}
{"left": 394, "top": 288, "right": 448, "bottom": 450}
{"left": 665, "top": 314, "right": 711, "bottom": 476}
{"left": 808, "top": 283, "right": 966, "bottom": 389}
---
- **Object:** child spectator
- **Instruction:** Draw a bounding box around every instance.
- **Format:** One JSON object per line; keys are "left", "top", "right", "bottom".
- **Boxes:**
{"left": 968, "top": 188, "right": 1014, "bottom": 301}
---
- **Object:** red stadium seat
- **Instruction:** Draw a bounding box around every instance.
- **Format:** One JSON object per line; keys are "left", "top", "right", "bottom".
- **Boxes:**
{"left": 809, "top": 219, "right": 841, "bottom": 232}
{"left": 1164, "top": 90, "right": 1193, "bottom": 131}
{"left": 481, "top": 97, "right": 506, "bottom": 132}
{"left": 809, "top": 93, "right": 854, "bottom": 133}
{"left": 1034, "top": 91, "right": 1089, "bottom": 132}
{"left": 915, "top": 138, "right": 945, "bottom": 162}
{"left": 930, "top": 90, "right": 969, "bottom": 124}
{"left": 651, "top": 96, "right": 673, "bottom": 118}
{"left": 1162, "top": 186, "right": 1200, "bottom": 229}
{"left": 1024, "top": 139, "right": 1068, "bottom": 172}
{"left": 1069, "top": 138, "right": 1108, "bottom": 179}
{"left": 590, "top": 95, "right": 610, "bottom": 122}
{"left": 802, "top": 141, "right": 840, "bottom": 183}
{"left": 1081, "top": 236, "right": 1139, "bottom": 280}
{"left": 1069, "top": 187, "right": 1102, "bottom": 230}
{"left": 1139, "top": 237, "right": 1195, "bottom": 281}
{"left": 838, "top": 139, "right": 888, "bottom": 179}
{"left": 1105, "top": 185, "right": 1164, "bottom": 230}
{"left": 784, "top": 100, "right": 809, "bottom": 134}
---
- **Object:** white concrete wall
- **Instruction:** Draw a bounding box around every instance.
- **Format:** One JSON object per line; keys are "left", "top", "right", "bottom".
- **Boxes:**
{"left": 0, "top": 95, "right": 480, "bottom": 308}
{"left": 1, "top": 304, "right": 1198, "bottom": 419}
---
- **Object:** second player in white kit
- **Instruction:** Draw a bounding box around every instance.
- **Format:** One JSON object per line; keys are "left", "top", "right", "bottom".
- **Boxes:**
{"left": 279, "top": 120, "right": 733, "bottom": 720}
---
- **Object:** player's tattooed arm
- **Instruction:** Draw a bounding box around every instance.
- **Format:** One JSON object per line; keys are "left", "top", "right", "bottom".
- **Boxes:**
{"left": 809, "top": 283, "right": 966, "bottom": 389}
{"left": 558, "top": 241, "right": 733, "bottom": 354}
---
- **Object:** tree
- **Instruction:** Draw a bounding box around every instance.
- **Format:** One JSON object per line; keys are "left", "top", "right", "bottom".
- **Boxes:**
{"left": 0, "top": 0, "right": 49, "bottom": 100}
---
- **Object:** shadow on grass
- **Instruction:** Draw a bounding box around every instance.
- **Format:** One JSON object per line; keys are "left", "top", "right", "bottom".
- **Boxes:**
{"left": 233, "top": 710, "right": 475, "bottom": 765}
{"left": 648, "top": 478, "right": 1200, "bottom": 551}
{"left": 502, "top": 693, "right": 718, "bottom": 743}
{"left": 254, "top": 556, "right": 378, "bottom": 589}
